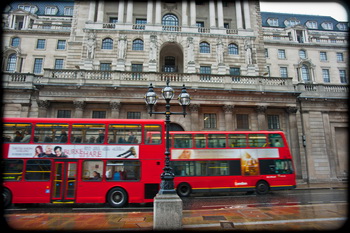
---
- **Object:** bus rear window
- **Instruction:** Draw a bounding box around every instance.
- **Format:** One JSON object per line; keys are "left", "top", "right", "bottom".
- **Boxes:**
{"left": 2, "top": 159, "right": 23, "bottom": 181}
{"left": 34, "top": 123, "right": 69, "bottom": 143}
{"left": 3, "top": 123, "right": 32, "bottom": 143}
{"left": 25, "top": 159, "right": 51, "bottom": 181}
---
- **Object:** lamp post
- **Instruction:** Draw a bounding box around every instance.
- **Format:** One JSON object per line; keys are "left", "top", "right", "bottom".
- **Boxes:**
{"left": 144, "top": 80, "right": 190, "bottom": 194}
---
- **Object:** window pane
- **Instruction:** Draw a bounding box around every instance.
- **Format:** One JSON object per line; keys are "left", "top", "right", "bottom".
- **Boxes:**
{"left": 195, "top": 161, "right": 208, "bottom": 176}
{"left": 3, "top": 123, "right": 32, "bottom": 143}
{"left": 82, "top": 160, "right": 103, "bottom": 181}
{"left": 2, "top": 160, "right": 23, "bottom": 181}
{"left": 71, "top": 124, "right": 105, "bottom": 144}
{"left": 228, "top": 134, "right": 247, "bottom": 148}
{"left": 108, "top": 124, "right": 141, "bottom": 144}
{"left": 208, "top": 134, "right": 226, "bottom": 148}
{"left": 173, "top": 161, "right": 195, "bottom": 176}
{"left": 106, "top": 161, "right": 140, "bottom": 181}
{"left": 194, "top": 134, "right": 206, "bottom": 148}
{"left": 204, "top": 113, "right": 216, "bottom": 129}
{"left": 25, "top": 160, "right": 51, "bottom": 181}
{"left": 34, "top": 123, "right": 69, "bottom": 144}
{"left": 144, "top": 124, "right": 162, "bottom": 144}
{"left": 248, "top": 134, "right": 267, "bottom": 147}
{"left": 174, "top": 134, "right": 192, "bottom": 148}
{"left": 268, "top": 134, "right": 284, "bottom": 147}
{"left": 208, "top": 161, "right": 229, "bottom": 175}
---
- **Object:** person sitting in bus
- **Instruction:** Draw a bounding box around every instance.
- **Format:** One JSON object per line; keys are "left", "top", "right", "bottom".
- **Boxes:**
{"left": 92, "top": 171, "right": 101, "bottom": 181}
{"left": 58, "top": 130, "right": 68, "bottom": 143}
{"left": 96, "top": 130, "right": 105, "bottom": 143}
{"left": 106, "top": 168, "right": 112, "bottom": 180}
{"left": 113, "top": 171, "right": 121, "bottom": 180}
{"left": 273, "top": 139, "right": 282, "bottom": 147}
{"left": 127, "top": 132, "right": 136, "bottom": 143}
{"left": 20, "top": 130, "right": 31, "bottom": 143}
{"left": 13, "top": 131, "right": 22, "bottom": 142}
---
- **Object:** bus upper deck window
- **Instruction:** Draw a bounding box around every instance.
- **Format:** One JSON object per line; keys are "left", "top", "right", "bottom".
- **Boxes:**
{"left": 108, "top": 124, "right": 141, "bottom": 144}
{"left": 71, "top": 124, "right": 106, "bottom": 144}
{"left": 208, "top": 134, "right": 226, "bottom": 148}
{"left": 34, "top": 123, "right": 69, "bottom": 143}
{"left": 174, "top": 134, "right": 192, "bottom": 148}
{"left": 248, "top": 134, "right": 267, "bottom": 147}
{"left": 228, "top": 134, "right": 247, "bottom": 148}
{"left": 268, "top": 134, "right": 284, "bottom": 147}
{"left": 3, "top": 123, "right": 32, "bottom": 143}
{"left": 194, "top": 134, "right": 206, "bottom": 148}
{"left": 144, "top": 125, "right": 162, "bottom": 144}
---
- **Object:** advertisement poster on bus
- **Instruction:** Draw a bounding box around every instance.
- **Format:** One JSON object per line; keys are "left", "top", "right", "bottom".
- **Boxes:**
{"left": 8, "top": 144, "right": 139, "bottom": 159}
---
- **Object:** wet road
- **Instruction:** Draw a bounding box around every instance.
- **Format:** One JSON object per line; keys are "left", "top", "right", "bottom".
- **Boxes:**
{"left": 5, "top": 189, "right": 347, "bottom": 213}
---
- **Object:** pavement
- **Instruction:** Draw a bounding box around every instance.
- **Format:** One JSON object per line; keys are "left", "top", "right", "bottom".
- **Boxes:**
{"left": 3, "top": 182, "right": 348, "bottom": 231}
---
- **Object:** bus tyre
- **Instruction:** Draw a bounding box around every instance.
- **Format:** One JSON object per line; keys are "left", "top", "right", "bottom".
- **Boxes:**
{"left": 107, "top": 187, "right": 128, "bottom": 208}
{"left": 3, "top": 188, "right": 11, "bottom": 208}
{"left": 177, "top": 183, "right": 191, "bottom": 197}
{"left": 256, "top": 181, "right": 269, "bottom": 195}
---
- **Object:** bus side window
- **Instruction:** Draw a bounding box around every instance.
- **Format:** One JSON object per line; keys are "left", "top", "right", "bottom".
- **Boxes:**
{"left": 144, "top": 125, "right": 162, "bottom": 144}
{"left": 248, "top": 134, "right": 267, "bottom": 147}
{"left": 82, "top": 160, "right": 104, "bottom": 181}
{"left": 108, "top": 124, "right": 141, "bottom": 144}
{"left": 2, "top": 159, "right": 23, "bottom": 181}
{"left": 106, "top": 161, "right": 140, "bottom": 181}
{"left": 35, "top": 123, "right": 69, "bottom": 143}
{"left": 25, "top": 160, "right": 51, "bottom": 181}
{"left": 208, "top": 134, "right": 226, "bottom": 148}
{"left": 268, "top": 134, "right": 284, "bottom": 147}
{"left": 72, "top": 124, "right": 105, "bottom": 144}
{"left": 228, "top": 134, "right": 247, "bottom": 148}
{"left": 3, "top": 123, "right": 32, "bottom": 143}
{"left": 174, "top": 134, "right": 192, "bottom": 148}
{"left": 194, "top": 134, "right": 206, "bottom": 148}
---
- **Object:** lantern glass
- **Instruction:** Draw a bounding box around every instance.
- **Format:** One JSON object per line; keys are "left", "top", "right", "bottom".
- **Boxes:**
{"left": 162, "top": 86, "right": 175, "bottom": 100}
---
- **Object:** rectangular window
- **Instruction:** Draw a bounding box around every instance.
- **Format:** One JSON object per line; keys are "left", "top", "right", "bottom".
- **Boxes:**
{"left": 57, "top": 110, "right": 71, "bottom": 118}
{"left": 248, "top": 134, "right": 267, "bottom": 147}
{"left": 82, "top": 160, "right": 104, "bottom": 181}
{"left": 277, "top": 49, "right": 286, "bottom": 59}
{"left": 322, "top": 69, "right": 330, "bottom": 83}
{"left": 337, "top": 52, "right": 344, "bottom": 62}
{"left": 3, "top": 123, "right": 32, "bottom": 143}
{"left": 229, "top": 67, "right": 240, "bottom": 75}
{"left": 199, "top": 66, "right": 211, "bottom": 81}
{"left": 208, "top": 134, "right": 226, "bottom": 148}
{"left": 194, "top": 134, "right": 206, "bottom": 148}
{"left": 36, "top": 39, "right": 46, "bottom": 49}
{"left": 208, "top": 161, "right": 229, "bottom": 176}
{"left": 260, "top": 159, "right": 294, "bottom": 175}
{"left": 144, "top": 124, "right": 162, "bottom": 145}
{"left": 106, "top": 161, "right": 140, "bottom": 181}
{"left": 280, "top": 67, "right": 288, "bottom": 78}
{"left": 204, "top": 113, "right": 216, "bottom": 129}
{"left": 320, "top": 52, "right": 327, "bottom": 61}
{"left": 25, "top": 160, "right": 51, "bottom": 181}
{"left": 173, "top": 161, "right": 195, "bottom": 176}
{"left": 340, "top": 70, "right": 347, "bottom": 83}
{"left": 109, "top": 17, "right": 118, "bottom": 23}
{"left": 54, "top": 59, "right": 64, "bottom": 69}
{"left": 92, "top": 111, "right": 106, "bottom": 119}
{"left": 57, "top": 40, "right": 66, "bottom": 50}
{"left": 33, "top": 58, "right": 43, "bottom": 74}
{"left": 108, "top": 124, "right": 141, "bottom": 144}
{"left": 228, "top": 134, "right": 247, "bottom": 148}
{"left": 64, "top": 7, "right": 74, "bottom": 16}
{"left": 71, "top": 124, "right": 105, "bottom": 144}
{"left": 236, "top": 114, "right": 249, "bottom": 129}
{"left": 34, "top": 123, "right": 69, "bottom": 144}
{"left": 174, "top": 134, "right": 193, "bottom": 148}
{"left": 2, "top": 160, "right": 23, "bottom": 181}
{"left": 100, "top": 63, "right": 111, "bottom": 71}
{"left": 267, "top": 115, "right": 280, "bottom": 130}
{"left": 127, "top": 112, "right": 141, "bottom": 119}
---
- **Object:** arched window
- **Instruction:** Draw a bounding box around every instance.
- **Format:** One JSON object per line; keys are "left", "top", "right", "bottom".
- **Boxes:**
{"left": 132, "top": 39, "right": 144, "bottom": 51}
{"left": 6, "top": 53, "right": 17, "bottom": 72}
{"left": 162, "top": 14, "right": 179, "bottom": 26}
{"left": 200, "top": 42, "right": 210, "bottom": 53}
{"left": 228, "top": 43, "right": 238, "bottom": 55}
{"left": 301, "top": 64, "right": 311, "bottom": 82}
{"left": 101, "top": 38, "right": 113, "bottom": 50}
{"left": 11, "top": 37, "right": 20, "bottom": 47}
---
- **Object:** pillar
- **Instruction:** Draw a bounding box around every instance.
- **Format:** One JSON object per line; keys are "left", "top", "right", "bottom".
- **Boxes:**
{"left": 37, "top": 100, "right": 50, "bottom": 118}
{"left": 118, "top": 0, "right": 125, "bottom": 23}
{"left": 155, "top": 0, "right": 161, "bottom": 25}
{"left": 96, "top": 0, "right": 104, "bottom": 23}
{"left": 223, "top": 105, "right": 234, "bottom": 131}
{"left": 146, "top": 0, "right": 153, "bottom": 24}
{"left": 189, "top": 104, "right": 200, "bottom": 131}
{"left": 73, "top": 101, "right": 85, "bottom": 118}
{"left": 189, "top": 0, "right": 196, "bottom": 26}
{"left": 182, "top": 0, "right": 188, "bottom": 27}
{"left": 243, "top": 1, "right": 251, "bottom": 29}
{"left": 126, "top": 0, "right": 133, "bottom": 24}
{"left": 110, "top": 101, "right": 121, "bottom": 119}
{"left": 217, "top": 0, "right": 224, "bottom": 28}
{"left": 209, "top": 0, "right": 216, "bottom": 28}
{"left": 255, "top": 105, "right": 267, "bottom": 130}
{"left": 88, "top": 1, "right": 96, "bottom": 22}
{"left": 235, "top": 0, "right": 243, "bottom": 29}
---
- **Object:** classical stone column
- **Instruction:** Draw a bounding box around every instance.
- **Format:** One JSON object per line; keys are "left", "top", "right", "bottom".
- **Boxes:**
{"left": 217, "top": 0, "right": 224, "bottom": 28}
{"left": 223, "top": 105, "right": 234, "bottom": 131}
{"left": 118, "top": 0, "right": 125, "bottom": 23}
{"left": 110, "top": 101, "right": 121, "bottom": 119}
{"left": 96, "top": 0, "right": 104, "bottom": 23}
{"left": 235, "top": 0, "right": 243, "bottom": 29}
{"left": 189, "top": 104, "right": 200, "bottom": 131}
{"left": 126, "top": 0, "right": 133, "bottom": 24}
{"left": 37, "top": 100, "right": 50, "bottom": 118}
{"left": 88, "top": 1, "right": 96, "bottom": 22}
{"left": 243, "top": 1, "right": 251, "bottom": 29}
{"left": 73, "top": 101, "right": 85, "bottom": 118}
{"left": 155, "top": 0, "right": 161, "bottom": 25}
{"left": 209, "top": 0, "right": 216, "bottom": 28}
{"left": 146, "top": 0, "right": 153, "bottom": 24}
{"left": 189, "top": 1, "right": 196, "bottom": 26}
{"left": 182, "top": 0, "right": 188, "bottom": 27}
{"left": 255, "top": 105, "right": 267, "bottom": 130}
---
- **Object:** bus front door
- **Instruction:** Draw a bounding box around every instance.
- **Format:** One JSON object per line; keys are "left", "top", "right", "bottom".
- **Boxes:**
{"left": 52, "top": 161, "right": 78, "bottom": 203}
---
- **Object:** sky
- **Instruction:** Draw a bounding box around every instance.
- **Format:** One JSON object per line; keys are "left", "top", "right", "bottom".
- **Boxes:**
{"left": 259, "top": 1, "right": 349, "bottom": 22}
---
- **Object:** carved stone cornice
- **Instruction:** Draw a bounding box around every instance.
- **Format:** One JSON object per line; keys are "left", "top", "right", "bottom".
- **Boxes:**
{"left": 286, "top": 106, "right": 298, "bottom": 114}
{"left": 223, "top": 105, "right": 234, "bottom": 113}
{"left": 110, "top": 101, "right": 121, "bottom": 110}
{"left": 189, "top": 104, "right": 200, "bottom": 113}
{"left": 37, "top": 100, "right": 50, "bottom": 109}
{"left": 73, "top": 100, "right": 86, "bottom": 110}
{"left": 255, "top": 105, "right": 267, "bottom": 113}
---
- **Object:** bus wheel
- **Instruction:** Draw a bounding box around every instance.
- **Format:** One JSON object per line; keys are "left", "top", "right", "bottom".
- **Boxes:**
{"left": 256, "top": 181, "right": 269, "bottom": 195}
{"left": 107, "top": 187, "right": 128, "bottom": 208}
{"left": 3, "top": 188, "right": 12, "bottom": 208}
{"left": 177, "top": 183, "right": 191, "bottom": 197}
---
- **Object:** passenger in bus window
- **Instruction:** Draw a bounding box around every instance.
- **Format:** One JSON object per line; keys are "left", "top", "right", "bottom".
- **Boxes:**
{"left": 96, "top": 130, "right": 105, "bottom": 143}
{"left": 13, "top": 131, "right": 22, "bottom": 142}
{"left": 58, "top": 130, "right": 68, "bottom": 143}
{"left": 92, "top": 171, "right": 101, "bottom": 181}
{"left": 20, "top": 130, "right": 31, "bottom": 143}
{"left": 273, "top": 139, "right": 282, "bottom": 147}
{"left": 127, "top": 131, "right": 136, "bottom": 143}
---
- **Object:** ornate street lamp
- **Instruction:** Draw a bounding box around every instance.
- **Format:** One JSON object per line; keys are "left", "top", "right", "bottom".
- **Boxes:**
{"left": 144, "top": 80, "right": 190, "bottom": 194}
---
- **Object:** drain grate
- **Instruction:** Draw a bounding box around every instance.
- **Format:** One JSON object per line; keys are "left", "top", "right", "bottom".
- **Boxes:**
{"left": 220, "top": 222, "right": 235, "bottom": 229}
{"left": 203, "top": 216, "right": 227, "bottom": 221}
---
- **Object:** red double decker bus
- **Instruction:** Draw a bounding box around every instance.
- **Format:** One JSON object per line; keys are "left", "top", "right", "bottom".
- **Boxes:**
{"left": 170, "top": 131, "right": 296, "bottom": 197}
{"left": 2, "top": 118, "right": 165, "bottom": 208}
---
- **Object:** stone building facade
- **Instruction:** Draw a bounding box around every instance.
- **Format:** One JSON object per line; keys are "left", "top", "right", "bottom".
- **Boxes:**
{"left": 2, "top": 0, "right": 348, "bottom": 184}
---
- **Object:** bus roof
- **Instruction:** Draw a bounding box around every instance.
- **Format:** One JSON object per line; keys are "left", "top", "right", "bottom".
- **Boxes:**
{"left": 170, "top": 130, "right": 285, "bottom": 134}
